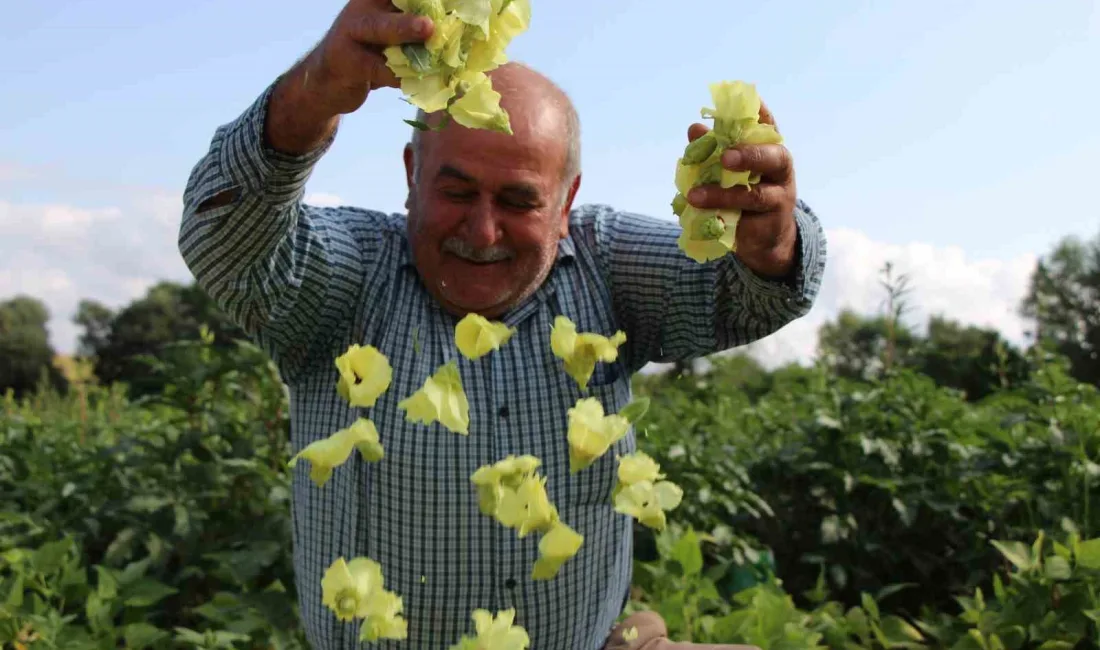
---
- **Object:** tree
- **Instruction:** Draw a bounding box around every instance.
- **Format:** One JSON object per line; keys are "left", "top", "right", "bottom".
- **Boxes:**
{"left": 816, "top": 309, "right": 919, "bottom": 381}
{"left": 80, "top": 282, "right": 245, "bottom": 395}
{"left": 1020, "top": 230, "right": 1100, "bottom": 386}
{"left": 0, "top": 296, "right": 66, "bottom": 396}
{"left": 73, "top": 299, "right": 114, "bottom": 358}
{"left": 912, "top": 316, "right": 1030, "bottom": 401}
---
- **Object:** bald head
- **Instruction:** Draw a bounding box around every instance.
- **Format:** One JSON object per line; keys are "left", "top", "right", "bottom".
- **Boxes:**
{"left": 408, "top": 62, "right": 581, "bottom": 205}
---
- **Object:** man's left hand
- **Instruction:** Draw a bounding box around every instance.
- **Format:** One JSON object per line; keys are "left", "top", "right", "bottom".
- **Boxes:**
{"left": 684, "top": 102, "right": 798, "bottom": 279}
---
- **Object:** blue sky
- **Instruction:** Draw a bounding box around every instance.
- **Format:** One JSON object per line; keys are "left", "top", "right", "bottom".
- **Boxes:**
{"left": 2, "top": 0, "right": 1098, "bottom": 363}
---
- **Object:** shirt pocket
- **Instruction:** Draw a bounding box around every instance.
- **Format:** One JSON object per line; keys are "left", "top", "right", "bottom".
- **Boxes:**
{"left": 561, "top": 361, "right": 637, "bottom": 507}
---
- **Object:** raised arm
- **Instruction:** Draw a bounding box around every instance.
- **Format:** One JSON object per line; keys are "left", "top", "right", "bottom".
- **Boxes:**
{"left": 592, "top": 201, "right": 826, "bottom": 372}
{"left": 177, "top": 2, "right": 434, "bottom": 382}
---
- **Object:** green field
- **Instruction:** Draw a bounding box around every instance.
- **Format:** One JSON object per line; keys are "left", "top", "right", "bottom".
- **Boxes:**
{"left": 3, "top": 233, "right": 1099, "bottom": 649}
{"left": 2, "top": 323, "right": 1099, "bottom": 648}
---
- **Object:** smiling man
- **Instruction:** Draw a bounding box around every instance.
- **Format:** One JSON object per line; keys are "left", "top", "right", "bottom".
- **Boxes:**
{"left": 177, "top": 3, "right": 826, "bottom": 650}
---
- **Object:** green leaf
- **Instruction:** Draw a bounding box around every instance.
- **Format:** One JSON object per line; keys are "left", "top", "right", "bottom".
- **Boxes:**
{"left": 404, "top": 119, "right": 431, "bottom": 131}
{"left": 860, "top": 592, "right": 880, "bottom": 619}
{"left": 1075, "top": 538, "right": 1100, "bottom": 569}
{"left": 32, "top": 538, "right": 71, "bottom": 575}
{"left": 991, "top": 540, "right": 1032, "bottom": 571}
{"left": 124, "top": 622, "right": 170, "bottom": 649}
{"left": 1044, "top": 555, "right": 1072, "bottom": 580}
{"left": 401, "top": 44, "right": 433, "bottom": 73}
{"left": 619, "top": 397, "right": 651, "bottom": 423}
{"left": 122, "top": 579, "right": 178, "bottom": 607}
{"left": 671, "top": 529, "right": 703, "bottom": 577}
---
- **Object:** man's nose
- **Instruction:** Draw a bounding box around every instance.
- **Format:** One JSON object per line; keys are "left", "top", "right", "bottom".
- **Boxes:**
{"left": 462, "top": 198, "right": 502, "bottom": 247}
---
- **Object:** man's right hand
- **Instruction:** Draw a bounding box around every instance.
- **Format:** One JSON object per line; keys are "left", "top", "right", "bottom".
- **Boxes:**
{"left": 265, "top": 0, "right": 435, "bottom": 154}
{"left": 306, "top": 0, "right": 435, "bottom": 116}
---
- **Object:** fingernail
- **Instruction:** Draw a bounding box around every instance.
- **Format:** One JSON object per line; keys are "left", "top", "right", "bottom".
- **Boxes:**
{"left": 414, "top": 17, "right": 431, "bottom": 35}
{"left": 688, "top": 188, "right": 705, "bottom": 204}
{"left": 723, "top": 150, "right": 743, "bottom": 169}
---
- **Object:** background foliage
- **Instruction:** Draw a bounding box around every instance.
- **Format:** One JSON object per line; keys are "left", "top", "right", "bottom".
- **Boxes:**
{"left": 1, "top": 228, "right": 1099, "bottom": 648}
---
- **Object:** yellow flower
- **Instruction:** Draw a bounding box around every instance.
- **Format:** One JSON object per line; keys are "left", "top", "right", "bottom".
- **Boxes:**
{"left": 566, "top": 397, "right": 630, "bottom": 473}
{"left": 464, "top": 0, "right": 530, "bottom": 70}
{"left": 495, "top": 472, "right": 557, "bottom": 538}
{"left": 673, "top": 79, "right": 786, "bottom": 261}
{"left": 448, "top": 71, "right": 512, "bottom": 134}
{"left": 401, "top": 71, "right": 457, "bottom": 113}
{"left": 398, "top": 360, "right": 470, "bottom": 434}
{"left": 702, "top": 80, "right": 762, "bottom": 124}
{"left": 335, "top": 344, "right": 392, "bottom": 408}
{"left": 617, "top": 451, "right": 662, "bottom": 485}
{"left": 531, "top": 519, "right": 584, "bottom": 580}
{"left": 470, "top": 455, "right": 542, "bottom": 516}
{"left": 358, "top": 589, "right": 409, "bottom": 642}
{"left": 613, "top": 479, "right": 684, "bottom": 531}
{"left": 288, "top": 419, "right": 385, "bottom": 487}
{"left": 676, "top": 204, "right": 739, "bottom": 263}
{"left": 320, "top": 557, "right": 385, "bottom": 622}
{"left": 549, "top": 315, "right": 627, "bottom": 391}
{"left": 622, "top": 626, "right": 639, "bottom": 641}
{"left": 382, "top": 0, "right": 530, "bottom": 133}
{"left": 455, "top": 313, "right": 516, "bottom": 360}
{"left": 449, "top": 608, "right": 531, "bottom": 650}
{"left": 674, "top": 158, "right": 701, "bottom": 197}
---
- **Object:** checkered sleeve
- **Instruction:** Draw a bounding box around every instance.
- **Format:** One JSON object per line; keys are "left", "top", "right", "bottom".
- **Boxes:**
{"left": 591, "top": 199, "right": 827, "bottom": 371}
{"left": 177, "top": 80, "right": 369, "bottom": 383}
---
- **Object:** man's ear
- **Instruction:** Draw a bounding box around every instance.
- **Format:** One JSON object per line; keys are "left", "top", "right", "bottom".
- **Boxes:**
{"left": 403, "top": 144, "right": 417, "bottom": 211}
{"left": 403, "top": 144, "right": 415, "bottom": 189}
{"left": 559, "top": 173, "right": 581, "bottom": 237}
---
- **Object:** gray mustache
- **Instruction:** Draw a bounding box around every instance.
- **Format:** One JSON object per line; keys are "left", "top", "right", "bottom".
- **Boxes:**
{"left": 442, "top": 238, "right": 515, "bottom": 263}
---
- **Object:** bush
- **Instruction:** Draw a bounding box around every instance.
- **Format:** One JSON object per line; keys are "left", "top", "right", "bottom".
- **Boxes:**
{"left": 2, "top": 332, "right": 1098, "bottom": 648}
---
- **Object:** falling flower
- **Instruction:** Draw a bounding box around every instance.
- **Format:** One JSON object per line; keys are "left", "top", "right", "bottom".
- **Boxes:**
{"left": 566, "top": 397, "right": 630, "bottom": 473}
{"left": 398, "top": 361, "right": 470, "bottom": 434}
{"left": 613, "top": 480, "right": 684, "bottom": 532}
{"left": 449, "top": 608, "right": 531, "bottom": 650}
{"left": 288, "top": 419, "right": 385, "bottom": 487}
{"left": 470, "top": 454, "right": 542, "bottom": 516}
{"left": 531, "top": 519, "right": 584, "bottom": 580}
{"left": 495, "top": 472, "right": 558, "bottom": 538}
{"left": 550, "top": 315, "right": 626, "bottom": 391}
{"left": 335, "top": 344, "right": 393, "bottom": 408}
{"left": 455, "top": 312, "right": 516, "bottom": 360}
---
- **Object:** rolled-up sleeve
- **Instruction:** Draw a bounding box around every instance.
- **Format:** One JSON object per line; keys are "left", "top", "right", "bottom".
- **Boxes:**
{"left": 177, "top": 80, "right": 371, "bottom": 383}
{"left": 592, "top": 199, "right": 827, "bottom": 371}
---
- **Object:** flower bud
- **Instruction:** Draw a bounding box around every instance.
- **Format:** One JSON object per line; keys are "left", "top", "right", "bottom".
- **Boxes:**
{"left": 681, "top": 130, "right": 717, "bottom": 165}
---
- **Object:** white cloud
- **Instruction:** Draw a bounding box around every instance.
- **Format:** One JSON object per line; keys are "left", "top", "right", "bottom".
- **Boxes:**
{"left": 0, "top": 195, "right": 193, "bottom": 354}
{"left": 738, "top": 227, "right": 1039, "bottom": 369}
{"left": 304, "top": 192, "right": 344, "bottom": 207}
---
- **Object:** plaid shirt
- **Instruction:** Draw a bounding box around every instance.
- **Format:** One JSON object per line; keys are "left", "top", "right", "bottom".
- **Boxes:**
{"left": 178, "top": 79, "right": 827, "bottom": 650}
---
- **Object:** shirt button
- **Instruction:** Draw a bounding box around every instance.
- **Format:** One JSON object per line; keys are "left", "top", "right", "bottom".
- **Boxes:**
{"left": 498, "top": 405, "right": 509, "bottom": 418}
{"left": 505, "top": 577, "right": 517, "bottom": 589}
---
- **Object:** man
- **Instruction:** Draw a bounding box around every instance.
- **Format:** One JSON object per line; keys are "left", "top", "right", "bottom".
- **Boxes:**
{"left": 178, "top": 2, "right": 826, "bottom": 648}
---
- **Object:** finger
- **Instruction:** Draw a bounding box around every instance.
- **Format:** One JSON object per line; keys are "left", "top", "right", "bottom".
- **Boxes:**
{"left": 687, "top": 122, "right": 710, "bottom": 142}
{"left": 721, "top": 144, "right": 793, "bottom": 184}
{"left": 348, "top": 11, "right": 433, "bottom": 46}
{"left": 758, "top": 100, "right": 778, "bottom": 130}
{"left": 687, "top": 182, "right": 789, "bottom": 214}
{"left": 368, "top": 52, "right": 400, "bottom": 88}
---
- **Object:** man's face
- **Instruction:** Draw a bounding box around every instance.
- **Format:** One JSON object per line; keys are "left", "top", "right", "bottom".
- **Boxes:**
{"left": 403, "top": 107, "right": 579, "bottom": 318}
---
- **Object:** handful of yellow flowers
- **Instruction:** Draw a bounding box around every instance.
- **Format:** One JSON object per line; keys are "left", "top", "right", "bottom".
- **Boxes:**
{"left": 672, "top": 80, "right": 784, "bottom": 263}
{"left": 384, "top": 0, "right": 532, "bottom": 135}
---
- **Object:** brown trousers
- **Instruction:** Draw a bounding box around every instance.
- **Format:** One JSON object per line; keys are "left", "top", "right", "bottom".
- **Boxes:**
{"left": 601, "top": 611, "right": 758, "bottom": 650}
